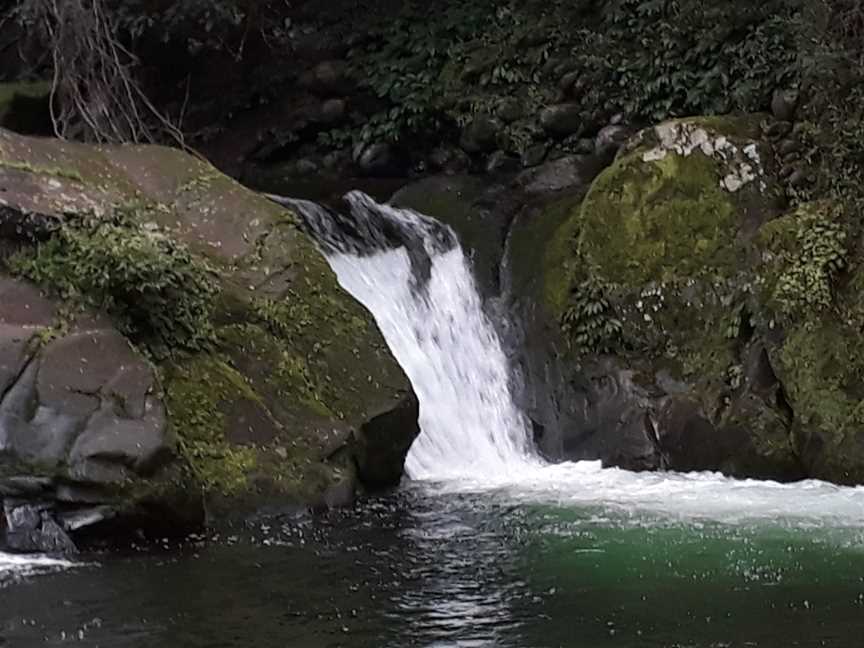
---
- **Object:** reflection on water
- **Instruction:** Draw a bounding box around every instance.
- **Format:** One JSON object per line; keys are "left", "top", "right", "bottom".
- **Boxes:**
{"left": 2, "top": 483, "right": 864, "bottom": 647}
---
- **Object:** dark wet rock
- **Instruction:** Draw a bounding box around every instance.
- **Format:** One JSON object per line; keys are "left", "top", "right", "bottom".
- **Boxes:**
{"left": 353, "top": 394, "right": 420, "bottom": 489}
{"left": 503, "top": 115, "right": 818, "bottom": 479}
{"left": 485, "top": 151, "right": 521, "bottom": 174}
{"left": 0, "top": 477, "right": 53, "bottom": 497}
{"left": 515, "top": 155, "right": 604, "bottom": 194}
{"left": 3, "top": 500, "right": 77, "bottom": 553}
{"left": 391, "top": 175, "right": 517, "bottom": 298}
{"left": 594, "top": 124, "right": 632, "bottom": 160}
{"left": 57, "top": 506, "right": 117, "bottom": 533}
{"left": 429, "top": 146, "right": 471, "bottom": 175}
{"left": 771, "top": 88, "right": 799, "bottom": 123}
{"left": 521, "top": 143, "right": 548, "bottom": 168}
{"left": 540, "top": 104, "right": 582, "bottom": 137}
{"left": 460, "top": 116, "right": 500, "bottom": 154}
{"left": 497, "top": 99, "right": 523, "bottom": 124}
{"left": 355, "top": 142, "right": 398, "bottom": 176}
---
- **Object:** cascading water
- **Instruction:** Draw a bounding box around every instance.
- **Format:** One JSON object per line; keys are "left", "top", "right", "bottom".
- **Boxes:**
{"left": 281, "top": 189, "right": 864, "bottom": 530}
{"left": 285, "top": 191, "right": 541, "bottom": 481}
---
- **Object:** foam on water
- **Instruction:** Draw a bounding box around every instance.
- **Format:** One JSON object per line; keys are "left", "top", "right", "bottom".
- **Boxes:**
{"left": 0, "top": 551, "right": 76, "bottom": 585}
{"left": 421, "top": 460, "right": 864, "bottom": 527}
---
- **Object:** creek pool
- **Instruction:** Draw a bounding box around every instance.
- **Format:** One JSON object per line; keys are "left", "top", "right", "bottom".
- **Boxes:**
{"left": 3, "top": 465, "right": 864, "bottom": 648}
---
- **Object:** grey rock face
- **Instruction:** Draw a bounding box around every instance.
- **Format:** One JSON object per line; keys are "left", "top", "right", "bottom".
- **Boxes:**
{"left": 0, "top": 276, "right": 177, "bottom": 552}
{"left": 3, "top": 499, "right": 77, "bottom": 553}
{"left": 515, "top": 155, "right": 604, "bottom": 194}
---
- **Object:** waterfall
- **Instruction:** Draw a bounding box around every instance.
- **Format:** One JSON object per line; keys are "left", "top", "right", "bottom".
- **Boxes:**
{"left": 284, "top": 191, "right": 541, "bottom": 481}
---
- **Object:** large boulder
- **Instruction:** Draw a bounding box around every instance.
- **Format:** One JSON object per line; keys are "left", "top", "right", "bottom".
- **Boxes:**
{"left": 0, "top": 128, "right": 418, "bottom": 550}
{"left": 511, "top": 115, "right": 818, "bottom": 479}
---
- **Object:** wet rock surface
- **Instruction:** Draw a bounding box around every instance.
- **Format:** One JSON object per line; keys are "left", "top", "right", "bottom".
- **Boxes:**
{"left": 0, "top": 128, "right": 419, "bottom": 551}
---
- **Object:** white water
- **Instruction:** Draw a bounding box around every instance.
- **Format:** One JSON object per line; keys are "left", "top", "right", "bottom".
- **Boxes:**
{"left": 322, "top": 193, "right": 864, "bottom": 527}
{"left": 327, "top": 208, "right": 539, "bottom": 480}
{"left": 0, "top": 551, "right": 76, "bottom": 585}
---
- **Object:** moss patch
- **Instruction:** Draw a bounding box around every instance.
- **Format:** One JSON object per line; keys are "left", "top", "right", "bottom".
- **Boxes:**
{"left": 770, "top": 320, "right": 864, "bottom": 483}
{"left": 164, "top": 356, "right": 260, "bottom": 496}
{"left": 8, "top": 208, "right": 219, "bottom": 356}
{"left": 579, "top": 147, "right": 739, "bottom": 286}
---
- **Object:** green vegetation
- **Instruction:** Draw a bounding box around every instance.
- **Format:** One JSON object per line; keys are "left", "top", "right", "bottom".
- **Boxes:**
{"left": 164, "top": 356, "right": 259, "bottom": 495}
{"left": 8, "top": 207, "right": 219, "bottom": 356}
{"left": 0, "top": 159, "right": 84, "bottom": 182}
{"left": 759, "top": 203, "right": 848, "bottom": 319}
{"left": 578, "top": 147, "right": 739, "bottom": 286}
{"left": 317, "top": 0, "right": 796, "bottom": 149}
{"left": 561, "top": 276, "right": 622, "bottom": 355}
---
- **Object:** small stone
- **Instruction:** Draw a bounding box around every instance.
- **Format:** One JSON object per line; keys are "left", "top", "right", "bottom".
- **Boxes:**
{"left": 460, "top": 116, "right": 499, "bottom": 154}
{"left": 540, "top": 104, "right": 582, "bottom": 137}
{"left": 595, "top": 124, "right": 632, "bottom": 160}
{"left": 521, "top": 143, "right": 548, "bottom": 168}
{"left": 355, "top": 142, "right": 397, "bottom": 177}
{"left": 559, "top": 71, "right": 580, "bottom": 95}
{"left": 788, "top": 169, "right": 812, "bottom": 188}
{"left": 429, "top": 146, "right": 470, "bottom": 175}
{"left": 485, "top": 150, "right": 520, "bottom": 174}
{"left": 764, "top": 121, "right": 793, "bottom": 139}
{"left": 781, "top": 151, "right": 800, "bottom": 165}
{"left": 497, "top": 99, "right": 523, "bottom": 124}
{"left": 778, "top": 139, "right": 801, "bottom": 156}
{"left": 320, "top": 98, "right": 346, "bottom": 124}
{"left": 294, "top": 158, "right": 319, "bottom": 176}
{"left": 771, "top": 88, "right": 800, "bottom": 123}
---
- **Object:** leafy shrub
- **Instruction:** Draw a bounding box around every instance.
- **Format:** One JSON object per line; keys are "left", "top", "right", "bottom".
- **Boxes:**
{"left": 774, "top": 209, "right": 847, "bottom": 317}
{"left": 593, "top": 0, "right": 799, "bottom": 120}
{"left": 9, "top": 209, "right": 219, "bottom": 355}
{"left": 328, "top": 0, "right": 798, "bottom": 148}
{"left": 561, "top": 276, "right": 623, "bottom": 354}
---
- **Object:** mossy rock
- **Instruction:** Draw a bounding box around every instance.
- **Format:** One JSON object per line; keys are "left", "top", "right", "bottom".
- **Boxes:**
{"left": 0, "top": 127, "right": 418, "bottom": 529}
{"left": 545, "top": 115, "right": 778, "bottom": 317}
{"left": 526, "top": 116, "right": 809, "bottom": 479}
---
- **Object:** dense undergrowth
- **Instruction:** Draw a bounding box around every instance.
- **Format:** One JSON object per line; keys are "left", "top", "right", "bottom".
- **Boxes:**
{"left": 316, "top": 0, "right": 798, "bottom": 151}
